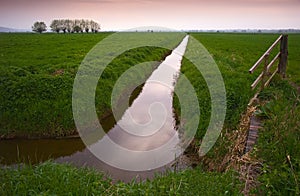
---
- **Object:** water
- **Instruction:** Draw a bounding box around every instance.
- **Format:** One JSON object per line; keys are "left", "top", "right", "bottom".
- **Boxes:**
{"left": 0, "top": 138, "right": 85, "bottom": 165}
{"left": 0, "top": 36, "right": 190, "bottom": 182}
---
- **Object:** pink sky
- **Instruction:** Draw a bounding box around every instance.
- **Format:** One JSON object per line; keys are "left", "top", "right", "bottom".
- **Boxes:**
{"left": 0, "top": 0, "right": 299, "bottom": 30}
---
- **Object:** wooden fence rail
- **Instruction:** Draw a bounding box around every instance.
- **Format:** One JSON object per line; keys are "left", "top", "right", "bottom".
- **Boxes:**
{"left": 249, "top": 34, "right": 288, "bottom": 92}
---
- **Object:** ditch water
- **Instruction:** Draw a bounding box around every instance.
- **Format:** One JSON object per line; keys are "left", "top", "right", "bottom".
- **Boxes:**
{"left": 0, "top": 36, "right": 191, "bottom": 182}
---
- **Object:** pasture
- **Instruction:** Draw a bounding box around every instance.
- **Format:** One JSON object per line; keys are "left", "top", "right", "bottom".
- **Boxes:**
{"left": 0, "top": 32, "right": 299, "bottom": 195}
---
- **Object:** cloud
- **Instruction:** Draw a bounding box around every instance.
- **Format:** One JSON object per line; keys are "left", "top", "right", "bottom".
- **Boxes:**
{"left": 134, "top": 0, "right": 300, "bottom": 6}
{"left": 0, "top": 0, "right": 299, "bottom": 29}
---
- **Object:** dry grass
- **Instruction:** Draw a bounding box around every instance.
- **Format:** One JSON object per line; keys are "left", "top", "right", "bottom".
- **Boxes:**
{"left": 223, "top": 105, "right": 264, "bottom": 195}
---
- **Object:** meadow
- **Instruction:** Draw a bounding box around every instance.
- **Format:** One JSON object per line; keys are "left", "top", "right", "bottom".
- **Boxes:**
{"left": 0, "top": 32, "right": 184, "bottom": 137}
{"left": 0, "top": 32, "right": 299, "bottom": 194}
{"left": 176, "top": 33, "right": 300, "bottom": 194}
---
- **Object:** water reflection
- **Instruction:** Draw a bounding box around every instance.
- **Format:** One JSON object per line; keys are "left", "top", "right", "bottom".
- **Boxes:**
{"left": 0, "top": 139, "right": 85, "bottom": 165}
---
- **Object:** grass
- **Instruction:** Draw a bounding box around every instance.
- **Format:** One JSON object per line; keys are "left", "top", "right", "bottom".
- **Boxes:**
{"left": 173, "top": 33, "right": 300, "bottom": 170}
{"left": 0, "top": 32, "right": 184, "bottom": 137}
{"left": 190, "top": 33, "right": 281, "bottom": 128}
{"left": 173, "top": 33, "right": 275, "bottom": 168}
{"left": 287, "top": 34, "right": 300, "bottom": 84}
{"left": 0, "top": 32, "right": 299, "bottom": 195}
{"left": 254, "top": 78, "right": 300, "bottom": 195}
{"left": 0, "top": 161, "right": 112, "bottom": 195}
{"left": 0, "top": 161, "right": 241, "bottom": 195}
{"left": 175, "top": 33, "right": 283, "bottom": 139}
{"left": 1, "top": 32, "right": 298, "bottom": 138}
{"left": 0, "top": 33, "right": 110, "bottom": 137}
{"left": 183, "top": 33, "right": 299, "bottom": 194}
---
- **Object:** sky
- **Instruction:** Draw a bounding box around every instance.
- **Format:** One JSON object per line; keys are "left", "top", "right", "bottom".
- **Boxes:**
{"left": 0, "top": 0, "right": 300, "bottom": 31}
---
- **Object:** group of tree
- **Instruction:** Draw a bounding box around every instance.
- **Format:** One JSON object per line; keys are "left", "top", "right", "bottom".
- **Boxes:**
{"left": 32, "top": 19, "right": 100, "bottom": 33}
{"left": 50, "top": 19, "right": 100, "bottom": 33}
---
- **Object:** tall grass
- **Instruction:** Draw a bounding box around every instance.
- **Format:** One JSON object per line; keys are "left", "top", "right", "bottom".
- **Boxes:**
{"left": 0, "top": 161, "right": 241, "bottom": 195}
{"left": 0, "top": 161, "right": 112, "bottom": 195}
{"left": 254, "top": 78, "right": 300, "bottom": 195}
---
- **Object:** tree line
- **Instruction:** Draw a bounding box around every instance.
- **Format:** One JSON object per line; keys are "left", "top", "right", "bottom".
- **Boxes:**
{"left": 32, "top": 19, "right": 101, "bottom": 34}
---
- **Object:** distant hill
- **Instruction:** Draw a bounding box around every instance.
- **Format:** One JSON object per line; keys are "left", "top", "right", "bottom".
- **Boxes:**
{"left": 0, "top": 26, "right": 30, "bottom": 32}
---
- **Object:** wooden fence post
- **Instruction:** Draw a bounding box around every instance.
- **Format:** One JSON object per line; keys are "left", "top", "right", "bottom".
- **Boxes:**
{"left": 279, "top": 35, "right": 288, "bottom": 78}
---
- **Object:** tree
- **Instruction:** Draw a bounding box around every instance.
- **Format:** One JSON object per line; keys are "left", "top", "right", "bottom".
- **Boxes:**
{"left": 49, "top": 19, "right": 100, "bottom": 34}
{"left": 73, "top": 26, "right": 82, "bottom": 33}
{"left": 73, "top": 19, "right": 82, "bottom": 33}
{"left": 65, "top": 19, "right": 73, "bottom": 33}
{"left": 80, "top": 19, "right": 86, "bottom": 33}
{"left": 90, "top": 20, "right": 100, "bottom": 33}
{"left": 60, "top": 19, "right": 67, "bottom": 33}
{"left": 50, "top": 20, "right": 61, "bottom": 33}
{"left": 84, "top": 19, "right": 90, "bottom": 33}
{"left": 32, "top": 21, "right": 47, "bottom": 33}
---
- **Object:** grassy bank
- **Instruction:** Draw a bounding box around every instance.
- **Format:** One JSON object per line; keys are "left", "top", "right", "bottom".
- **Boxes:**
{"left": 174, "top": 33, "right": 300, "bottom": 169}
{"left": 254, "top": 78, "right": 300, "bottom": 195}
{"left": 176, "top": 33, "right": 299, "bottom": 194}
{"left": 0, "top": 161, "right": 241, "bottom": 195}
{"left": 0, "top": 33, "right": 109, "bottom": 137}
{"left": 175, "top": 33, "right": 282, "bottom": 141}
{"left": 0, "top": 33, "right": 184, "bottom": 138}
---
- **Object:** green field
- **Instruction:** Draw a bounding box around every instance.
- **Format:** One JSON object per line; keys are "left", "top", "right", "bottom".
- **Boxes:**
{"left": 0, "top": 32, "right": 184, "bottom": 137}
{"left": 177, "top": 33, "right": 300, "bottom": 133}
{"left": 0, "top": 32, "right": 299, "bottom": 194}
{"left": 182, "top": 33, "right": 300, "bottom": 195}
